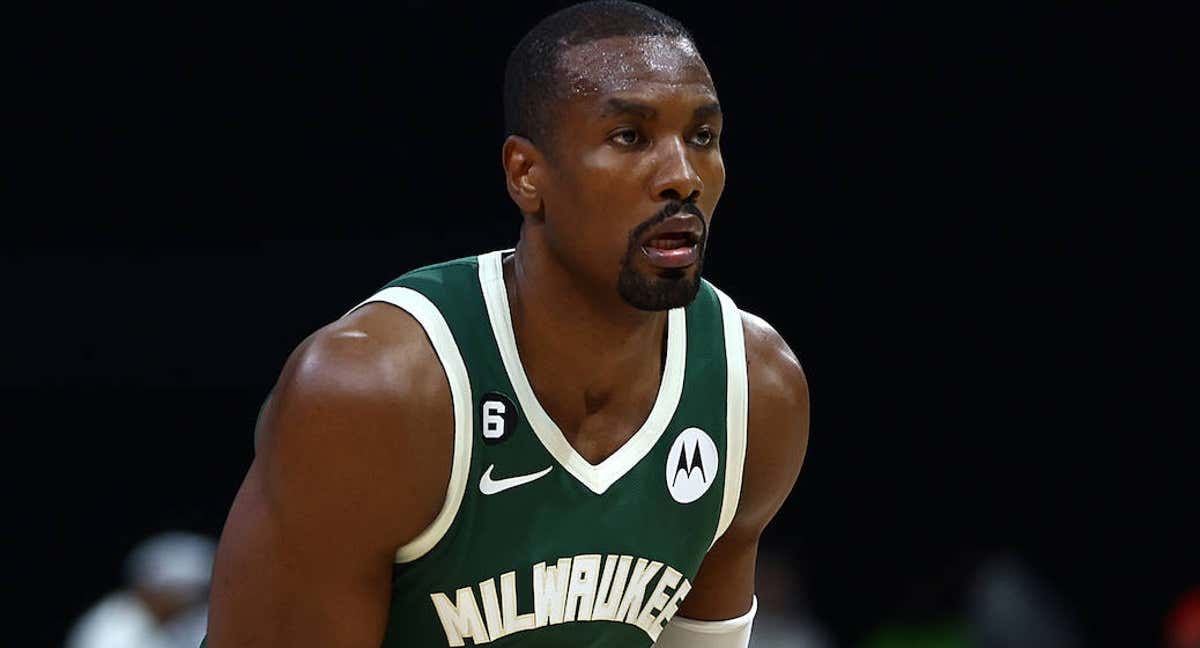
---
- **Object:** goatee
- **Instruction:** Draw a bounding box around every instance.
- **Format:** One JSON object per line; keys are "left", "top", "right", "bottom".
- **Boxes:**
{"left": 616, "top": 201, "right": 708, "bottom": 311}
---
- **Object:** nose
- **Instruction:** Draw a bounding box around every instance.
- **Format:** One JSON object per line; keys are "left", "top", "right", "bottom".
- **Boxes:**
{"left": 650, "top": 136, "right": 702, "bottom": 203}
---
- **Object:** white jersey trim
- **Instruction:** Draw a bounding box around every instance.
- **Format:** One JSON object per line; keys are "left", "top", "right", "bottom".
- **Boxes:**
{"left": 711, "top": 287, "right": 748, "bottom": 549}
{"left": 478, "top": 250, "right": 687, "bottom": 495}
{"left": 344, "top": 286, "right": 474, "bottom": 564}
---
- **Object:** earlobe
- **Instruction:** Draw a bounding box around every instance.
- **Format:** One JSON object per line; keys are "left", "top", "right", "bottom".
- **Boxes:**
{"left": 502, "top": 135, "right": 543, "bottom": 215}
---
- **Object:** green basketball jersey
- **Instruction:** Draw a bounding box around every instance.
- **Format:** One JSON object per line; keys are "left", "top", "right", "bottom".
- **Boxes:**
{"left": 202, "top": 249, "right": 748, "bottom": 648}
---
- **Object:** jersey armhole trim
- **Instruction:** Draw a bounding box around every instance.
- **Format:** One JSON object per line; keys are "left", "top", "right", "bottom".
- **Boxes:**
{"left": 710, "top": 287, "right": 748, "bottom": 550}
{"left": 344, "top": 287, "right": 474, "bottom": 564}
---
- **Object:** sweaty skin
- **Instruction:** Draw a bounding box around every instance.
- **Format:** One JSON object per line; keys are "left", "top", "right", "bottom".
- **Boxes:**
{"left": 206, "top": 35, "right": 808, "bottom": 645}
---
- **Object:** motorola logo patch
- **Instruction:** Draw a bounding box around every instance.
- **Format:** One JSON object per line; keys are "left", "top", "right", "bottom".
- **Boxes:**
{"left": 480, "top": 392, "right": 518, "bottom": 445}
{"left": 665, "top": 427, "right": 719, "bottom": 504}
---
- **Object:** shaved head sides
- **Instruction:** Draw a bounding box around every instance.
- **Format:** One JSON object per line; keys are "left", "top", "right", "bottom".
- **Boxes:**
{"left": 503, "top": 1, "right": 699, "bottom": 155}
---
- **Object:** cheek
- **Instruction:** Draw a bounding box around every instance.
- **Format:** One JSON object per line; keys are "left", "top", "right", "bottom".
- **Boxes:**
{"left": 545, "top": 164, "right": 638, "bottom": 269}
{"left": 701, "top": 156, "right": 726, "bottom": 214}
{"left": 579, "top": 150, "right": 645, "bottom": 201}
{"left": 574, "top": 153, "right": 648, "bottom": 233}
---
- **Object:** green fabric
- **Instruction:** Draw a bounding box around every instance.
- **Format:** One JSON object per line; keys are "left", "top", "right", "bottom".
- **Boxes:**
{"left": 383, "top": 255, "right": 733, "bottom": 646}
{"left": 202, "top": 253, "right": 735, "bottom": 647}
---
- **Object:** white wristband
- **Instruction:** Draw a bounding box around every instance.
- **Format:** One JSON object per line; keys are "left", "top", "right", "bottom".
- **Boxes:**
{"left": 654, "top": 596, "right": 757, "bottom": 647}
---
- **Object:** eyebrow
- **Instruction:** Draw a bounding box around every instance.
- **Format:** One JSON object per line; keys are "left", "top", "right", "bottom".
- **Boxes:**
{"left": 693, "top": 102, "right": 722, "bottom": 121}
{"left": 600, "top": 98, "right": 657, "bottom": 119}
{"left": 598, "top": 98, "right": 723, "bottom": 121}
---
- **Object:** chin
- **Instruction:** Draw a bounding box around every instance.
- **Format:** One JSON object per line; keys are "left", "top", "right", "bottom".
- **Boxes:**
{"left": 617, "top": 266, "right": 703, "bottom": 311}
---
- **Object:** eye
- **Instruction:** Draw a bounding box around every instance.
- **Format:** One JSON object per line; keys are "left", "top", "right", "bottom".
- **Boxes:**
{"left": 609, "top": 128, "right": 641, "bottom": 147}
{"left": 691, "top": 127, "right": 718, "bottom": 147}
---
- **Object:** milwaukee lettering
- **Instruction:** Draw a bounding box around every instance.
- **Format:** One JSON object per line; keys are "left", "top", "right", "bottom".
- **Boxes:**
{"left": 429, "top": 553, "right": 692, "bottom": 645}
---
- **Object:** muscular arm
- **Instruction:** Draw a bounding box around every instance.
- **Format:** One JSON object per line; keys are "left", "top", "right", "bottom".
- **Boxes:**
{"left": 206, "top": 304, "right": 453, "bottom": 647}
{"left": 676, "top": 311, "right": 811, "bottom": 621}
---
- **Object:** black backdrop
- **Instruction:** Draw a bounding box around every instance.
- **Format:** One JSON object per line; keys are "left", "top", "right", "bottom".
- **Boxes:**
{"left": 8, "top": 2, "right": 1193, "bottom": 646}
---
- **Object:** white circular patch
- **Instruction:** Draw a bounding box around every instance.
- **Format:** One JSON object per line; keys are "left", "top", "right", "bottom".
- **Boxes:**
{"left": 665, "top": 427, "right": 719, "bottom": 504}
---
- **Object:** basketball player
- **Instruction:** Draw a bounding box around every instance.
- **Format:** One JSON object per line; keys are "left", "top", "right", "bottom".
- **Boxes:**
{"left": 204, "top": 2, "right": 809, "bottom": 646}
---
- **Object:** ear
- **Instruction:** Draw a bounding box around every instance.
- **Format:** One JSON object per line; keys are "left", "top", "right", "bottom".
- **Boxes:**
{"left": 502, "top": 135, "right": 546, "bottom": 217}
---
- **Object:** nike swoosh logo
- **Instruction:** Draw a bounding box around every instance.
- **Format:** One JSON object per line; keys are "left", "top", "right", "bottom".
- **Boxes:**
{"left": 479, "top": 464, "right": 553, "bottom": 495}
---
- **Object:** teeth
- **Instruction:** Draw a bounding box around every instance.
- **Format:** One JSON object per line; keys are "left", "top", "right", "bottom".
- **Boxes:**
{"left": 647, "top": 237, "right": 691, "bottom": 250}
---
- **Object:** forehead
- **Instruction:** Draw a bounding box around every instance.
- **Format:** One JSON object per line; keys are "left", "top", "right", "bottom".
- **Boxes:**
{"left": 558, "top": 35, "right": 715, "bottom": 100}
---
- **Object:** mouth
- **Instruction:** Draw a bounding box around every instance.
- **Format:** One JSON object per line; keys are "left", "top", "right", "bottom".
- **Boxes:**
{"left": 641, "top": 220, "right": 703, "bottom": 269}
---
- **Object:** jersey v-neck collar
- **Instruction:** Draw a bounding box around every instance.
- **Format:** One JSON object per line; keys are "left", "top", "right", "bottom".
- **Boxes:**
{"left": 477, "top": 249, "right": 687, "bottom": 495}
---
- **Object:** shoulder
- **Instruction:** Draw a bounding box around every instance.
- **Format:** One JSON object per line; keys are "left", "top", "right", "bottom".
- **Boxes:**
{"left": 740, "top": 310, "right": 808, "bottom": 416}
{"left": 731, "top": 309, "right": 810, "bottom": 535}
{"left": 260, "top": 302, "right": 450, "bottom": 448}
{"left": 255, "top": 301, "right": 454, "bottom": 543}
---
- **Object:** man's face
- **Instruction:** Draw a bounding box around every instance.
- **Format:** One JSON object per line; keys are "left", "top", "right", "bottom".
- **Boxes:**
{"left": 538, "top": 35, "right": 725, "bottom": 311}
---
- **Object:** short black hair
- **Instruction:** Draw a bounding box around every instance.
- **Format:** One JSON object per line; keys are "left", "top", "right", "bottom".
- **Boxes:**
{"left": 503, "top": 1, "right": 696, "bottom": 154}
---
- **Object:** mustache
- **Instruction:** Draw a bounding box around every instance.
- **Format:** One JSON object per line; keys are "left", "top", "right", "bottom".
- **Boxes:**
{"left": 628, "top": 200, "right": 707, "bottom": 243}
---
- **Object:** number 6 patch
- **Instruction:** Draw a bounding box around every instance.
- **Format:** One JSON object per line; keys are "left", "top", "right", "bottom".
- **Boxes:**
{"left": 479, "top": 392, "right": 518, "bottom": 445}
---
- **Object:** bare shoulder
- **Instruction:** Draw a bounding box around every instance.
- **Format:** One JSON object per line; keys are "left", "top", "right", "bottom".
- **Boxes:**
{"left": 733, "top": 309, "right": 810, "bottom": 534}
{"left": 256, "top": 301, "right": 454, "bottom": 549}
{"left": 264, "top": 302, "right": 450, "bottom": 433}
{"left": 208, "top": 301, "right": 455, "bottom": 644}
{"left": 741, "top": 310, "right": 808, "bottom": 414}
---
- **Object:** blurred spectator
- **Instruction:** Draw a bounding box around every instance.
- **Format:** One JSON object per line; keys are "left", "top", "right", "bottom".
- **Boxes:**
{"left": 966, "top": 552, "right": 1080, "bottom": 648}
{"left": 751, "top": 546, "right": 836, "bottom": 648}
{"left": 66, "top": 531, "right": 216, "bottom": 648}
{"left": 859, "top": 549, "right": 1080, "bottom": 648}
{"left": 1166, "top": 587, "right": 1200, "bottom": 648}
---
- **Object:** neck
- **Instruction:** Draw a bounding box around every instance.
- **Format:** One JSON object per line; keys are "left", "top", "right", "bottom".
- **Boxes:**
{"left": 504, "top": 237, "right": 668, "bottom": 406}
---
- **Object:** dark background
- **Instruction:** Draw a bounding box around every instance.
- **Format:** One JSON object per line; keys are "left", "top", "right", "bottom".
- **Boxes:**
{"left": 8, "top": 2, "right": 1193, "bottom": 646}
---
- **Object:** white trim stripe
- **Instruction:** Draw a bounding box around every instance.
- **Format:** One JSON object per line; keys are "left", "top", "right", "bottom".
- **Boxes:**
{"left": 477, "top": 250, "right": 687, "bottom": 495}
{"left": 344, "top": 287, "right": 474, "bottom": 564}
{"left": 711, "top": 287, "right": 748, "bottom": 549}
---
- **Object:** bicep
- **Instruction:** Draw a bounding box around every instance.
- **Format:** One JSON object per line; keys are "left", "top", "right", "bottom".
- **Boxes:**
{"left": 207, "top": 456, "right": 394, "bottom": 647}
{"left": 207, "top": 319, "right": 453, "bottom": 647}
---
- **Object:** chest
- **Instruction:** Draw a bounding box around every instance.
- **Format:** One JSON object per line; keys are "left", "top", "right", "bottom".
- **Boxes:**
{"left": 385, "top": 402, "right": 730, "bottom": 647}
{"left": 377, "top": 254, "right": 746, "bottom": 646}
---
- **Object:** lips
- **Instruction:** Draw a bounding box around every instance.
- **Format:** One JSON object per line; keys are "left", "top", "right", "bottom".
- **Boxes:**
{"left": 641, "top": 216, "right": 703, "bottom": 269}
{"left": 640, "top": 215, "right": 703, "bottom": 247}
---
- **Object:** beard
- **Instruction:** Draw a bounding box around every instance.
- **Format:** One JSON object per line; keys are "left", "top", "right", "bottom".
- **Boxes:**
{"left": 616, "top": 201, "right": 708, "bottom": 311}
